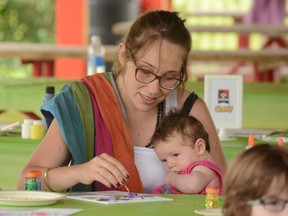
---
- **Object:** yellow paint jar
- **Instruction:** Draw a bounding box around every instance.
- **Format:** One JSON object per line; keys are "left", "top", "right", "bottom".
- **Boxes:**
{"left": 30, "top": 120, "right": 45, "bottom": 140}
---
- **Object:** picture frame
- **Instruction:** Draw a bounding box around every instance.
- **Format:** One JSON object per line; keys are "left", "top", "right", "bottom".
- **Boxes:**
{"left": 204, "top": 75, "right": 243, "bottom": 130}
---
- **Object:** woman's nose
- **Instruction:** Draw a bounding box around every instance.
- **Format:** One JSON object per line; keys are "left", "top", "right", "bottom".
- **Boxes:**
{"left": 147, "top": 79, "right": 161, "bottom": 93}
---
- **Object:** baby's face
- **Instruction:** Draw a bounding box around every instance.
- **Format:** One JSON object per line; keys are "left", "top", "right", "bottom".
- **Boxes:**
{"left": 250, "top": 175, "right": 288, "bottom": 216}
{"left": 154, "top": 135, "right": 198, "bottom": 172}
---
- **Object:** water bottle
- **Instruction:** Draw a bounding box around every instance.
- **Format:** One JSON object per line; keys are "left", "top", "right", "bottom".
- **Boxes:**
{"left": 43, "top": 86, "right": 55, "bottom": 104}
{"left": 42, "top": 86, "right": 55, "bottom": 129}
{"left": 87, "top": 35, "right": 106, "bottom": 75}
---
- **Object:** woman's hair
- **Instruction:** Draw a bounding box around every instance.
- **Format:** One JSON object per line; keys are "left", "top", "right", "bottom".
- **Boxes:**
{"left": 150, "top": 109, "right": 210, "bottom": 152}
{"left": 223, "top": 144, "right": 288, "bottom": 216}
{"left": 112, "top": 10, "right": 192, "bottom": 87}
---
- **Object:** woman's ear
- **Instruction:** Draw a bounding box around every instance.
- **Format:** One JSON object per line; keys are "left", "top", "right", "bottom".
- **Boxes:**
{"left": 117, "top": 42, "right": 128, "bottom": 66}
{"left": 195, "top": 138, "right": 206, "bottom": 155}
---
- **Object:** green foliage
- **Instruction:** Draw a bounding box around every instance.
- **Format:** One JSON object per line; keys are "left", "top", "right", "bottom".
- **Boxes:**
{"left": 0, "top": 0, "right": 55, "bottom": 43}
{"left": 0, "top": 0, "right": 55, "bottom": 78}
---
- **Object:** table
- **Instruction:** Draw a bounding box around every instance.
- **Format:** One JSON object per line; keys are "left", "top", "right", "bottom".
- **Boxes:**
{"left": 111, "top": 21, "right": 288, "bottom": 82}
{"left": 0, "top": 131, "right": 279, "bottom": 215}
{"left": 0, "top": 134, "right": 263, "bottom": 191}
{"left": 0, "top": 43, "right": 116, "bottom": 77}
{"left": 2, "top": 43, "right": 288, "bottom": 77}
{"left": 0, "top": 193, "right": 224, "bottom": 216}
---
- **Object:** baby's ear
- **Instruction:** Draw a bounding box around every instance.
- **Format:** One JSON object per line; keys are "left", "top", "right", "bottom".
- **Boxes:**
{"left": 117, "top": 42, "right": 128, "bottom": 66}
{"left": 195, "top": 138, "right": 206, "bottom": 155}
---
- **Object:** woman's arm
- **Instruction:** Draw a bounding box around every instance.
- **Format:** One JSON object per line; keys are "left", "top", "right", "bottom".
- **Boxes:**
{"left": 17, "top": 118, "right": 129, "bottom": 192}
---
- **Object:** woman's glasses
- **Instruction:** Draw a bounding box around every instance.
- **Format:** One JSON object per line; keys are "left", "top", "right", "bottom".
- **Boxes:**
{"left": 246, "top": 198, "right": 288, "bottom": 212}
{"left": 128, "top": 51, "right": 183, "bottom": 90}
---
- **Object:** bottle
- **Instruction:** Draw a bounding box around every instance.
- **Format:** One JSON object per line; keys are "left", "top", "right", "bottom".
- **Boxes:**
{"left": 31, "top": 170, "right": 42, "bottom": 191}
{"left": 205, "top": 188, "right": 219, "bottom": 208}
{"left": 21, "top": 119, "right": 33, "bottom": 139}
{"left": 30, "top": 120, "right": 45, "bottom": 140}
{"left": 43, "top": 86, "right": 55, "bottom": 104}
{"left": 42, "top": 86, "right": 55, "bottom": 129}
{"left": 25, "top": 171, "right": 38, "bottom": 191}
{"left": 87, "top": 35, "right": 106, "bottom": 75}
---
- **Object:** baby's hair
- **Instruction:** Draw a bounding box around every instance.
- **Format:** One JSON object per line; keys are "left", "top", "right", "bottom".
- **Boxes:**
{"left": 150, "top": 109, "right": 210, "bottom": 152}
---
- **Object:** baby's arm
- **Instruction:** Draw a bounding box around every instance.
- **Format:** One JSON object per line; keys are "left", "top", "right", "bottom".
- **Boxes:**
{"left": 164, "top": 166, "right": 219, "bottom": 194}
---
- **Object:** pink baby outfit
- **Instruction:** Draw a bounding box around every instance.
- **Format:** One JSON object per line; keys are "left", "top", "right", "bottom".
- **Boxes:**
{"left": 150, "top": 160, "right": 223, "bottom": 195}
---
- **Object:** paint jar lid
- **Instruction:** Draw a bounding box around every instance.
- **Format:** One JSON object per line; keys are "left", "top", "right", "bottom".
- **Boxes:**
{"left": 33, "top": 120, "right": 44, "bottom": 125}
{"left": 206, "top": 188, "right": 219, "bottom": 194}
{"left": 23, "top": 119, "right": 33, "bottom": 124}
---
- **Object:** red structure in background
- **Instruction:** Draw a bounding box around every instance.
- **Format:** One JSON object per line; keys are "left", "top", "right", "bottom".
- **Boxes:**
{"left": 55, "top": 0, "right": 88, "bottom": 79}
{"left": 54, "top": 0, "right": 171, "bottom": 80}
{"left": 140, "top": 0, "right": 172, "bottom": 12}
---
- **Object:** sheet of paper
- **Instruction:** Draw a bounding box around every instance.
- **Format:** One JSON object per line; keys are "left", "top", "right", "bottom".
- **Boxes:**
{"left": 0, "top": 208, "right": 82, "bottom": 215}
{"left": 67, "top": 191, "right": 173, "bottom": 205}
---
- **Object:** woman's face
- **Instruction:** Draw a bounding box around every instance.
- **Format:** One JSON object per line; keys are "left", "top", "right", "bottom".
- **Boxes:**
{"left": 118, "top": 39, "right": 185, "bottom": 112}
{"left": 250, "top": 175, "right": 288, "bottom": 216}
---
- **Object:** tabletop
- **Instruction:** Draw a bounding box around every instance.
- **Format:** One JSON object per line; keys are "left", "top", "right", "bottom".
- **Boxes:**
{"left": 0, "top": 192, "right": 224, "bottom": 216}
{"left": 0, "top": 131, "right": 275, "bottom": 216}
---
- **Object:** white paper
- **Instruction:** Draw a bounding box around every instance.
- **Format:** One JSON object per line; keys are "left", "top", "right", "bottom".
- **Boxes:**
{"left": 67, "top": 191, "right": 173, "bottom": 205}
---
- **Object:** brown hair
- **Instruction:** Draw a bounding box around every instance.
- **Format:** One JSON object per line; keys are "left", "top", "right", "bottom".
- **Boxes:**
{"left": 150, "top": 109, "right": 210, "bottom": 152}
{"left": 112, "top": 10, "right": 192, "bottom": 87}
{"left": 223, "top": 144, "right": 288, "bottom": 216}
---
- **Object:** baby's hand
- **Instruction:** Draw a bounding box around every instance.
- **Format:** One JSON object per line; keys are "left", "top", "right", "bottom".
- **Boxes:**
{"left": 164, "top": 171, "right": 178, "bottom": 185}
{"left": 160, "top": 184, "right": 171, "bottom": 194}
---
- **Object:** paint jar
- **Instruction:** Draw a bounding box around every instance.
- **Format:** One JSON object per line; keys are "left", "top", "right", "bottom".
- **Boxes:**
{"left": 205, "top": 188, "right": 219, "bottom": 208}
{"left": 30, "top": 120, "right": 45, "bottom": 140}
{"left": 21, "top": 119, "right": 33, "bottom": 139}
{"left": 31, "top": 170, "right": 42, "bottom": 191}
{"left": 25, "top": 171, "right": 38, "bottom": 191}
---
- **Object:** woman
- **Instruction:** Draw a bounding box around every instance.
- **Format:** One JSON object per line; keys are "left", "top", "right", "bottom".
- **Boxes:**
{"left": 17, "top": 10, "right": 227, "bottom": 193}
{"left": 223, "top": 144, "right": 288, "bottom": 216}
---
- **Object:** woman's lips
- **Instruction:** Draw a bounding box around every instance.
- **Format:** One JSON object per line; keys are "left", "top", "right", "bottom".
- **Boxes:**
{"left": 139, "top": 93, "right": 157, "bottom": 105}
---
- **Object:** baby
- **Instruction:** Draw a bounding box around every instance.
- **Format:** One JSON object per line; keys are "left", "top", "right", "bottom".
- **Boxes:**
{"left": 150, "top": 110, "right": 223, "bottom": 194}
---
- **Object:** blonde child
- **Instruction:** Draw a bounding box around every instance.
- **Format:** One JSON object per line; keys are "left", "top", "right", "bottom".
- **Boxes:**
{"left": 223, "top": 144, "right": 288, "bottom": 216}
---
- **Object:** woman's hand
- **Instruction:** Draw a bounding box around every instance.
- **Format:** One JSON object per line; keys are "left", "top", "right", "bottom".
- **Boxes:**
{"left": 77, "top": 153, "right": 129, "bottom": 188}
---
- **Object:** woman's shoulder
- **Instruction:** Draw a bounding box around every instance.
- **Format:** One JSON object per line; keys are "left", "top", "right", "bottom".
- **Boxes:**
{"left": 180, "top": 89, "right": 207, "bottom": 107}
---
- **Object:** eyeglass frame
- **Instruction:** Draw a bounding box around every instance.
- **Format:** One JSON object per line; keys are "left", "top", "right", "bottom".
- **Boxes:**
{"left": 127, "top": 49, "right": 184, "bottom": 90}
{"left": 246, "top": 198, "right": 288, "bottom": 212}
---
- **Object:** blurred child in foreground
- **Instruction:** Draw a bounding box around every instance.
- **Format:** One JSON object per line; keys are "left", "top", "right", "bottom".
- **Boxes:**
{"left": 223, "top": 144, "right": 288, "bottom": 216}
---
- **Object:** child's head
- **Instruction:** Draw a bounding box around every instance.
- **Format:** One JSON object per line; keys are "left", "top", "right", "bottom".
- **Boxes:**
{"left": 150, "top": 110, "right": 210, "bottom": 172}
{"left": 223, "top": 144, "right": 288, "bottom": 216}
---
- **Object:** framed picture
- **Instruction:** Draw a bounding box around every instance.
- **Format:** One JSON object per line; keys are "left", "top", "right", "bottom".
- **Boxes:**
{"left": 204, "top": 75, "right": 243, "bottom": 129}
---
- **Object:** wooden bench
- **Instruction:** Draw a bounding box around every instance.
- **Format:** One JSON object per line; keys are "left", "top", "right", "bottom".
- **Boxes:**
{"left": 1, "top": 42, "right": 288, "bottom": 81}
{"left": 2, "top": 43, "right": 288, "bottom": 62}
{"left": 112, "top": 21, "right": 288, "bottom": 37}
{"left": 0, "top": 43, "right": 117, "bottom": 77}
